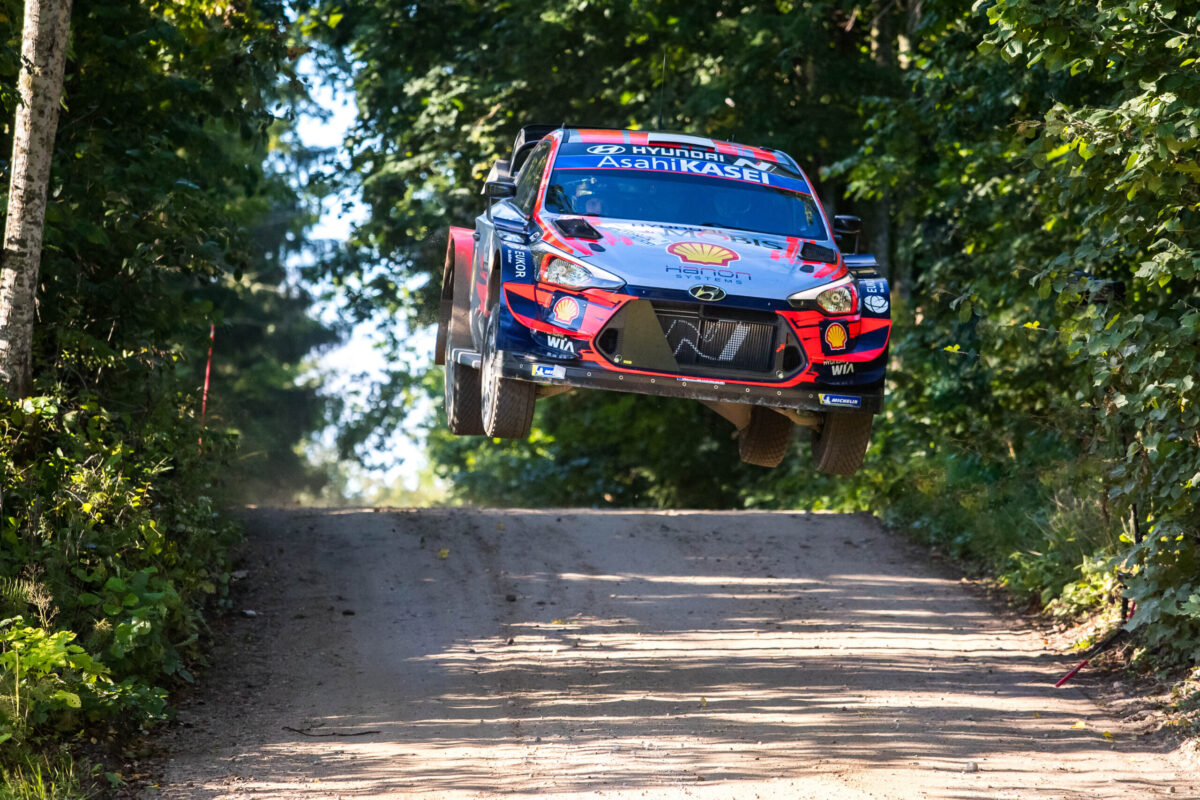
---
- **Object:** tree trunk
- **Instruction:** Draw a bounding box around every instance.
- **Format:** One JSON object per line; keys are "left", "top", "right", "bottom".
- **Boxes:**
{"left": 0, "top": 0, "right": 73, "bottom": 398}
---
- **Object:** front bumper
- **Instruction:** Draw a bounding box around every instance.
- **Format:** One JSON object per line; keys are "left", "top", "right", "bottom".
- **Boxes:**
{"left": 492, "top": 281, "right": 889, "bottom": 415}
{"left": 455, "top": 348, "right": 884, "bottom": 415}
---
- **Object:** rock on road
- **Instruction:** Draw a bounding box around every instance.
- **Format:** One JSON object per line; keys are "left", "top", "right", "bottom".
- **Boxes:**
{"left": 153, "top": 508, "right": 1195, "bottom": 799}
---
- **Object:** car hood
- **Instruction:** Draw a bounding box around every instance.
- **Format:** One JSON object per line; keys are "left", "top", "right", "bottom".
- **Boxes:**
{"left": 549, "top": 217, "right": 846, "bottom": 298}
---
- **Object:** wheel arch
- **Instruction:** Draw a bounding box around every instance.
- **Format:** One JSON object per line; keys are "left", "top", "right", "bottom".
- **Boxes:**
{"left": 435, "top": 226, "right": 476, "bottom": 366}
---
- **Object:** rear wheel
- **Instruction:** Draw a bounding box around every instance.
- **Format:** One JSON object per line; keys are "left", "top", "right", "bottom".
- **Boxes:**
{"left": 444, "top": 335, "right": 484, "bottom": 435}
{"left": 480, "top": 308, "right": 536, "bottom": 438}
{"left": 811, "top": 412, "right": 873, "bottom": 475}
{"left": 738, "top": 407, "right": 794, "bottom": 468}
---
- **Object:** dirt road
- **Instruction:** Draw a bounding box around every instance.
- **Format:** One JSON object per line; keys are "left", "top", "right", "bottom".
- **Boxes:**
{"left": 152, "top": 508, "right": 1195, "bottom": 799}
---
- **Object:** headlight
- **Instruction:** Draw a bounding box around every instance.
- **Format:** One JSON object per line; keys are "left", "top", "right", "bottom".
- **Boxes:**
{"left": 538, "top": 256, "right": 625, "bottom": 290}
{"left": 541, "top": 257, "right": 592, "bottom": 287}
{"left": 815, "top": 286, "right": 855, "bottom": 314}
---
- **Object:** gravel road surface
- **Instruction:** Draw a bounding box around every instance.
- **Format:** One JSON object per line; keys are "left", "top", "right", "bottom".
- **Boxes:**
{"left": 152, "top": 508, "right": 1195, "bottom": 799}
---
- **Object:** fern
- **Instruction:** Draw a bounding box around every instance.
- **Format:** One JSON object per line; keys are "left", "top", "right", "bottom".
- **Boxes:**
{"left": 0, "top": 570, "right": 56, "bottom": 628}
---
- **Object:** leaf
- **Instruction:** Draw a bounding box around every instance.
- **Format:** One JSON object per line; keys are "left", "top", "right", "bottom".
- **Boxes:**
{"left": 1181, "top": 594, "right": 1200, "bottom": 616}
{"left": 1071, "top": 720, "right": 1087, "bottom": 729}
{"left": 437, "top": 548, "right": 450, "bottom": 559}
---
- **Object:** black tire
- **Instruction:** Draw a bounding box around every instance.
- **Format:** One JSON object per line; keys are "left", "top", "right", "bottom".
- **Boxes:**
{"left": 480, "top": 309, "right": 536, "bottom": 439}
{"left": 738, "top": 407, "right": 794, "bottom": 468}
{"left": 444, "top": 336, "right": 484, "bottom": 435}
{"left": 811, "top": 411, "right": 873, "bottom": 475}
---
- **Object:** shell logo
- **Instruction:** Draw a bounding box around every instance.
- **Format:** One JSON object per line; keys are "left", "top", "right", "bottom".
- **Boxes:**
{"left": 551, "top": 296, "right": 582, "bottom": 325}
{"left": 824, "top": 322, "right": 848, "bottom": 351}
{"left": 666, "top": 241, "right": 740, "bottom": 267}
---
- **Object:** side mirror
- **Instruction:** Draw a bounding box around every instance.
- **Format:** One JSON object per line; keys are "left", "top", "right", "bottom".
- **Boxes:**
{"left": 484, "top": 180, "right": 517, "bottom": 201}
{"left": 832, "top": 214, "right": 862, "bottom": 254}
{"left": 485, "top": 179, "right": 517, "bottom": 221}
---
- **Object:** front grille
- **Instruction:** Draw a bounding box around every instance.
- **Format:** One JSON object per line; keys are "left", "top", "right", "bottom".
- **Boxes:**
{"left": 594, "top": 299, "right": 803, "bottom": 380}
{"left": 655, "top": 309, "right": 776, "bottom": 373}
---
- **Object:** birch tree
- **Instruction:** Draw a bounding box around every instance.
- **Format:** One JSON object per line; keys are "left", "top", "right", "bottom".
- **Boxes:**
{"left": 0, "top": 0, "right": 72, "bottom": 398}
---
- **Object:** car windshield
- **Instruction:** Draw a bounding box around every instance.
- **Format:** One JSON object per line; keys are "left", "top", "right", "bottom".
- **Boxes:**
{"left": 543, "top": 170, "right": 827, "bottom": 240}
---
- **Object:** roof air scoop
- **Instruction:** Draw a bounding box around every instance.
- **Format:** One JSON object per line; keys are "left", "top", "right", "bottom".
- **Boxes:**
{"left": 554, "top": 217, "right": 602, "bottom": 240}
{"left": 800, "top": 241, "right": 839, "bottom": 264}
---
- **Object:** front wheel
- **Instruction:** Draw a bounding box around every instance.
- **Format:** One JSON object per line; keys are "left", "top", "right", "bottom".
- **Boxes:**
{"left": 738, "top": 407, "right": 794, "bottom": 468}
{"left": 480, "top": 309, "right": 536, "bottom": 439}
{"left": 811, "top": 412, "right": 873, "bottom": 475}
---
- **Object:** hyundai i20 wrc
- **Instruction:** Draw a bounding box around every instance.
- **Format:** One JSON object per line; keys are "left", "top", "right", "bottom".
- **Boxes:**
{"left": 435, "top": 125, "right": 891, "bottom": 474}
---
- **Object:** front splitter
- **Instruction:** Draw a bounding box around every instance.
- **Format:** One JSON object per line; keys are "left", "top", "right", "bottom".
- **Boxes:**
{"left": 495, "top": 352, "right": 884, "bottom": 415}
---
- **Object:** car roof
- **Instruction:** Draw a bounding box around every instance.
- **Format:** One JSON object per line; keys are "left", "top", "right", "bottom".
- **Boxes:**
{"left": 508, "top": 124, "right": 801, "bottom": 174}
{"left": 562, "top": 127, "right": 797, "bottom": 169}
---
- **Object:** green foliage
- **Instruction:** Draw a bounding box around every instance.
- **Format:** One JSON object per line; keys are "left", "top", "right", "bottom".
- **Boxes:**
{"left": 0, "top": 751, "right": 91, "bottom": 800}
{"left": 0, "top": 615, "right": 164, "bottom": 747}
{"left": 0, "top": 0, "right": 335, "bottom": 778}
{"left": 0, "top": 390, "right": 230, "bottom": 747}
{"left": 832, "top": 0, "right": 1200, "bottom": 662}
{"left": 0, "top": 619, "right": 100, "bottom": 742}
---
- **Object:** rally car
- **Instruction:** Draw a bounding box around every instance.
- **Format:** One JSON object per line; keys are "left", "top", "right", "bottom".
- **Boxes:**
{"left": 435, "top": 125, "right": 890, "bottom": 474}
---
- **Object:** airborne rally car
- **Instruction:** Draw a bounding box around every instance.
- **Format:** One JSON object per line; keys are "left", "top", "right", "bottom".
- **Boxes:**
{"left": 435, "top": 126, "right": 891, "bottom": 473}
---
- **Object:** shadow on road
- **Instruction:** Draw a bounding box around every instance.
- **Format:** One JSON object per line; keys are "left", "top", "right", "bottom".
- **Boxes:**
{"left": 157, "top": 508, "right": 1191, "bottom": 799}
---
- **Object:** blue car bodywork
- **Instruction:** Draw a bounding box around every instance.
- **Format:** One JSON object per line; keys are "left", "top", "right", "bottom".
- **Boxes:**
{"left": 436, "top": 126, "right": 890, "bottom": 473}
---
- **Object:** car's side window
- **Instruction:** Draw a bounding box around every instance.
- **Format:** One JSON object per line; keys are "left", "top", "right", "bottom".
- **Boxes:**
{"left": 514, "top": 142, "right": 552, "bottom": 216}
